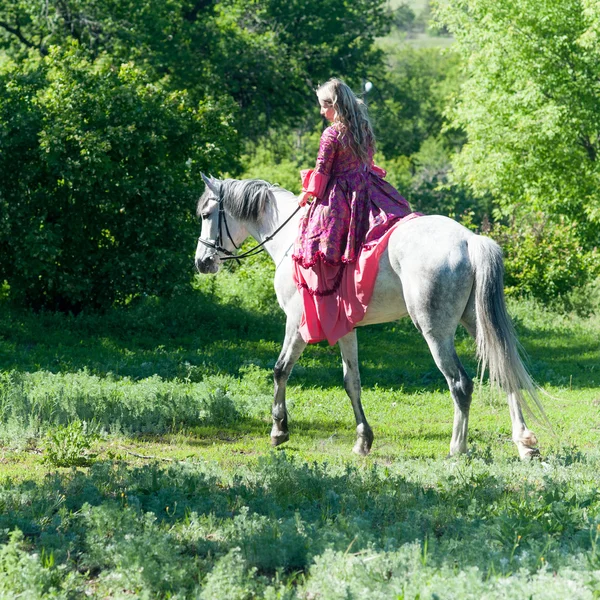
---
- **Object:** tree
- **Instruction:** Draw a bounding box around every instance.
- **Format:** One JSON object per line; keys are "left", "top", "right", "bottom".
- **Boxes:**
{"left": 0, "top": 0, "right": 393, "bottom": 310}
{"left": 437, "top": 0, "right": 600, "bottom": 241}
{"left": 369, "top": 46, "right": 462, "bottom": 159}
{"left": 362, "top": 45, "right": 483, "bottom": 218}
{"left": 0, "top": 46, "right": 237, "bottom": 311}
{"left": 0, "top": 0, "right": 391, "bottom": 141}
{"left": 436, "top": 0, "right": 600, "bottom": 302}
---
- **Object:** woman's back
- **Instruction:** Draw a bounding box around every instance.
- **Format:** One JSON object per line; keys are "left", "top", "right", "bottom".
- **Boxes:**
{"left": 321, "top": 126, "right": 372, "bottom": 176}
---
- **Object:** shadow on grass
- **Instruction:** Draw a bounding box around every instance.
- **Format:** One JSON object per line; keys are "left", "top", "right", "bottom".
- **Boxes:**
{"left": 0, "top": 291, "right": 286, "bottom": 380}
{"left": 356, "top": 319, "right": 600, "bottom": 389}
{"left": 0, "top": 450, "right": 596, "bottom": 596}
{"left": 0, "top": 292, "right": 598, "bottom": 395}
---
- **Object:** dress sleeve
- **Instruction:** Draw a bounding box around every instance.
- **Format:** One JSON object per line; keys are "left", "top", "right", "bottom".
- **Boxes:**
{"left": 370, "top": 163, "right": 387, "bottom": 178}
{"left": 303, "top": 127, "right": 338, "bottom": 200}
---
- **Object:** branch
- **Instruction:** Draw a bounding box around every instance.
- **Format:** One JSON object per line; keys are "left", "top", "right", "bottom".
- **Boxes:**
{"left": 579, "top": 134, "right": 597, "bottom": 162}
{"left": 53, "top": 0, "right": 106, "bottom": 52}
{"left": 0, "top": 20, "right": 47, "bottom": 55}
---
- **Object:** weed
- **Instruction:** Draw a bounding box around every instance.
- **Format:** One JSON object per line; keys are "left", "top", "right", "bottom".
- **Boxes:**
{"left": 44, "top": 421, "right": 97, "bottom": 468}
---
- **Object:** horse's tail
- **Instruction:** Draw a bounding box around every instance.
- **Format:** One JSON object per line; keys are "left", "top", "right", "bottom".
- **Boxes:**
{"left": 467, "top": 235, "right": 548, "bottom": 424}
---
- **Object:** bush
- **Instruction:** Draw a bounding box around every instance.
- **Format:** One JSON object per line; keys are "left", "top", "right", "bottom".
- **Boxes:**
{"left": 377, "top": 137, "right": 486, "bottom": 220}
{"left": 0, "top": 46, "right": 237, "bottom": 311}
{"left": 44, "top": 420, "right": 97, "bottom": 468}
{"left": 492, "top": 212, "right": 599, "bottom": 310}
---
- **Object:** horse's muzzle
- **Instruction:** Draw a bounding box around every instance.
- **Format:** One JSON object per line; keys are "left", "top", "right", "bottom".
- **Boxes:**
{"left": 195, "top": 256, "right": 220, "bottom": 274}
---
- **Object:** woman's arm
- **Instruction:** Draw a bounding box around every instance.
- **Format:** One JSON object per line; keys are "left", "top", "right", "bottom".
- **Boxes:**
{"left": 301, "top": 127, "right": 339, "bottom": 202}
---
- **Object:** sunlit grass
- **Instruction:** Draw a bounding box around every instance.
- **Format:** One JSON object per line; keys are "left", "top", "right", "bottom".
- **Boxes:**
{"left": 0, "top": 275, "right": 598, "bottom": 597}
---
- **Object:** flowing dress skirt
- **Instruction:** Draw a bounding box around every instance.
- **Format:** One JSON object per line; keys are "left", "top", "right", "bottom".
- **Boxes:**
{"left": 293, "top": 172, "right": 419, "bottom": 345}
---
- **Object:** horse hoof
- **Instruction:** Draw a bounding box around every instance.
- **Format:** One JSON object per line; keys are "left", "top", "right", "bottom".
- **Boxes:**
{"left": 353, "top": 425, "right": 373, "bottom": 457}
{"left": 352, "top": 438, "right": 372, "bottom": 457}
{"left": 271, "top": 432, "right": 290, "bottom": 447}
{"left": 520, "top": 446, "right": 541, "bottom": 461}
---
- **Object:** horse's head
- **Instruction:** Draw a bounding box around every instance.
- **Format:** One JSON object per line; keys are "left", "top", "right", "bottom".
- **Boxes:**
{"left": 195, "top": 174, "right": 240, "bottom": 273}
{"left": 195, "top": 174, "right": 275, "bottom": 274}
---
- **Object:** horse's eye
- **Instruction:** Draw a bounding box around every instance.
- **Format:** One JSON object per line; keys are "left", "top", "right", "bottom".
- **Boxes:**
{"left": 201, "top": 213, "right": 210, "bottom": 220}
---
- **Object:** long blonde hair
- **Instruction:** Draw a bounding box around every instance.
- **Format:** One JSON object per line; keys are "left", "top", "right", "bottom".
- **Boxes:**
{"left": 316, "top": 78, "right": 375, "bottom": 163}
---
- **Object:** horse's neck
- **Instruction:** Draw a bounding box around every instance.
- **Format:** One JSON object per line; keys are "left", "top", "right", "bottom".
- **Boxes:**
{"left": 245, "top": 191, "right": 300, "bottom": 266}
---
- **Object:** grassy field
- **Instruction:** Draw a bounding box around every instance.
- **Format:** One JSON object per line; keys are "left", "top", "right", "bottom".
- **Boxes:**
{"left": 379, "top": 0, "right": 455, "bottom": 51}
{"left": 0, "top": 263, "right": 599, "bottom": 598}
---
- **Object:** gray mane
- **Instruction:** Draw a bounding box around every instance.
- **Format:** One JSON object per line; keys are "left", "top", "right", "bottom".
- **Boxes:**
{"left": 197, "top": 178, "right": 278, "bottom": 223}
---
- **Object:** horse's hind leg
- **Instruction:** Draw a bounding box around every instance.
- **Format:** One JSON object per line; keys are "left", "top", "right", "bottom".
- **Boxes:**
{"left": 422, "top": 332, "right": 474, "bottom": 455}
{"left": 461, "top": 300, "right": 539, "bottom": 459}
{"left": 271, "top": 317, "right": 307, "bottom": 447}
{"left": 507, "top": 394, "right": 540, "bottom": 459}
{"left": 338, "top": 331, "right": 373, "bottom": 456}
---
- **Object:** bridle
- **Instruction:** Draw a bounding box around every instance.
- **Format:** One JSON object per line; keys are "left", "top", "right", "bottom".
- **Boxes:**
{"left": 197, "top": 187, "right": 303, "bottom": 261}
{"left": 197, "top": 187, "right": 239, "bottom": 261}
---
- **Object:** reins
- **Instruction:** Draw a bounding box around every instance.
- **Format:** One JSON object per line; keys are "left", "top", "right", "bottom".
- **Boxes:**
{"left": 197, "top": 187, "right": 303, "bottom": 262}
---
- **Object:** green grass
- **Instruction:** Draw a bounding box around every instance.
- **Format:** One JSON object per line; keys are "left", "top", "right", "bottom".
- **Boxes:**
{"left": 386, "top": 0, "right": 429, "bottom": 13}
{"left": 0, "top": 266, "right": 599, "bottom": 598}
{"left": 379, "top": 0, "right": 455, "bottom": 51}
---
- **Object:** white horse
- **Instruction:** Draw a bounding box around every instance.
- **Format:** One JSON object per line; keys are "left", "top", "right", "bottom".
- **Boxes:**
{"left": 195, "top": 175, "right": 545, "bottom": 459}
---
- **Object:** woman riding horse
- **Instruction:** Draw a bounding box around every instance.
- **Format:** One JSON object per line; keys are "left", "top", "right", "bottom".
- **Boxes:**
{"left": 293, "top": 78, "right": 419, "bottom": 345}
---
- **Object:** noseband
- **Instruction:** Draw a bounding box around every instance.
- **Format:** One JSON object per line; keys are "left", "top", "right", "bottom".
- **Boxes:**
{"left": 197, "top": 187, "right": 302, "bottom": 261}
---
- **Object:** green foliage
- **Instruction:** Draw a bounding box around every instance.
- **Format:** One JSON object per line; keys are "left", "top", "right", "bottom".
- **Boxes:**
{"left": 199, "top": 548, "right": 260, "bottom": 600}
{"left": 195, "top": 266, "right": 280, "bottom": 325}
{"left": 0, "top": 0, "right": 391, "bottom": 141}
{"left": 389, "top": 2, "right": 416, "bottom": 32}
{"left": 0, "top": 45, "right": 236, "bottom": 310}
{"left": 240, "top": 125, "right": 322, "bottom": 195}
{"left": 0, "top": 529, "right": 82, "bottom": 598}
{"left": 2, "top": 452, "right": 600, "bottom": 596}
{"left": 80, "top": 503, "right": 199, "bottom": 597}
{"left": 384, "top": 0, "right": 452, "bottom": 39}
{"left": 370, "top": 45, "right": 462, "bottom": 160}
{"left": 241, "top": 45, "right": 479, "bottom": 219}
{"left": 44, "top": 420, "right": 97, "bottom": 468}
{"left": 377, "top": 135, "right": 486, "bottom": 219}
{"left": 0, "top": 368, "right": 263, "bottom": 444}
{"left": 0, "top": 0, "right": 397, "bottom": 311}
{"left": 492, "top": 212, "right": 600, "bottom": 311}
{"left": 437, "top": 0, "right": 600, "bottom": 249}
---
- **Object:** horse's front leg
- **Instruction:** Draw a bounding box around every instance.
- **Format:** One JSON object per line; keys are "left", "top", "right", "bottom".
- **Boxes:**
{"left": 338, "top": 331, "right": 373, "bottom": 456}
{"left": 271, "top": 316, "right": 307, "bottom": 447}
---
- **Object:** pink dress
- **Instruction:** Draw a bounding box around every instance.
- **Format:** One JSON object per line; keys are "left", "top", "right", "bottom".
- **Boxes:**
{"left": 292, "top": 125, "right": 419, "bottom": 345}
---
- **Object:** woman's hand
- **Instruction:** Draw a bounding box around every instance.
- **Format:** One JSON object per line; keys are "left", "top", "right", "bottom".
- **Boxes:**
{"left": 298, "top": 191, "right": 313, "bottom": 207}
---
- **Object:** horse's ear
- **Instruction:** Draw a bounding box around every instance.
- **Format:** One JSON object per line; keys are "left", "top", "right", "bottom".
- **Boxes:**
{"left": 201, "top": 173, "right": 219, "bottom": 195}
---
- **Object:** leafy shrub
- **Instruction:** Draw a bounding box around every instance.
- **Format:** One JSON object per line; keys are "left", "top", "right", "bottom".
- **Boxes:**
{"left": 0, "top": 369, "right": 261, "bottom": 443}
{"left": 377, "top": 137, "right": 485, "bottom": 220}
{"left": 369, "top": 46, "right": 462, "bottom": 160}
{"left": 1, "top": 450, "right": 600, "bottom": 597}
{"left": 204, "top": 389, "right": 244, "bottom": 428}
{"left": 230, "top": 507, "right": 311, "bottom": 572}
{"left": 194, "top": 251, "right": 281, "bottom": 320}
{"left": 0, "top": 46, "right": 236, "bottom": 311}
{"left": 199, "top": 548, "right": 260, "bottom": 600}
{"left": 0, "top": 529, "right": 81, "bottom": 598}
{"left": 492, "top": 213, "right": 599, "bottom": 310}
{"left": 44, "top": 420, "right": 97, "bottom": 468}
{"left": 240, "top": 127, "right": 322, "bottom": 195}
{"left": 80, "top": 503, "right": 197, "bottom": 597}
